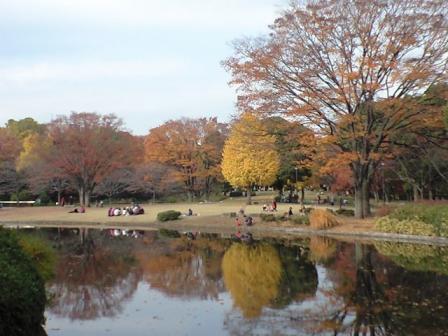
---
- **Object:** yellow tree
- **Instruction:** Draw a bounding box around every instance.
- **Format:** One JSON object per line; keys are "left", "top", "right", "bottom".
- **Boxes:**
{"left": 221, "top": 113, "right": 279, "bottom": 204}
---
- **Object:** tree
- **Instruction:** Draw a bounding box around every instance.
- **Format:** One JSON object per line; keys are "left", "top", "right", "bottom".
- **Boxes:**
{"left": 95, "top": 168, "right": 133, "bottom": 203}
{"left": 5, "top": 117, "right": 45, "bottom": 140}
{"left": 265, "top": 117, "right": 311, "bottom": 202}
{"left": 145, "top": 118, "right": 227, "bottom": 201}
{"left": 221, "top": 113, "right": 279, "bottom": 204}
{"left": 224, "top": 0, "right": 448, "bottom": 218}
{"left": 0, "top": 128, "right": 21, "bottom": 164}
{"left": 47, "top": 112, "right": 138, "bottom": 206}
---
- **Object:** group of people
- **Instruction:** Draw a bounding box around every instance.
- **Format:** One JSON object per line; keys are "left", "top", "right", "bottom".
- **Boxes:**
{"left": 262, "top": 200, "right": 277, "bottom": 212}
{"left": 108, "top": 204, "right": 144, "bottom": 217}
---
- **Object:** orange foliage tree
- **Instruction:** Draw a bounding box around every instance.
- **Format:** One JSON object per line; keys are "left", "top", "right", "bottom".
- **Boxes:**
{"left": 144, "top": 117, "right": 228, "bottom": 201}
{"left": 224, "top": 0, "right": 448, "bottom": 218}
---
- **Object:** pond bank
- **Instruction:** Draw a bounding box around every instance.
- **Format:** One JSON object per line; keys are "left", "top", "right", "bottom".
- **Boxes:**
{"left": 2, "top": 216, "right": 448, "bottom": 246}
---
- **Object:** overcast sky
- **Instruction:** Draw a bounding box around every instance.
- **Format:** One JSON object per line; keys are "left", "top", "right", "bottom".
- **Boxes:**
{"left": 0, "top": 0, "right": 285, "bottom": 135}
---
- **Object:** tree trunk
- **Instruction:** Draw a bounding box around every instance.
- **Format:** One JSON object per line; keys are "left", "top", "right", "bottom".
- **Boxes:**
{"left": 246, "top": 186, "right": 252, "bottom": 205}
{"left": 413, "top": 184, "right": 420, "bottom": 202}
{"left": 78, "top": 186, "right": 84, "bottom": 206}
{"left": 353, "top": 164, "right": 371, "bottom": 219}
{"left": 300, "top": 187, "right": 305, "bottom": 209}
{"left": 85, "top": 190, "right": 90, "bottom": 207}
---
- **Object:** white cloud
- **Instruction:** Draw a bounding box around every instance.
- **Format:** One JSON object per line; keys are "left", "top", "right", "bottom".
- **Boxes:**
{"left": 0, "top": 59, "right": 187, "bottom": 85}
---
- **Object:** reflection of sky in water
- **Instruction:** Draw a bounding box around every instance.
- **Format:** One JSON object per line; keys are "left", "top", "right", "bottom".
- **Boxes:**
{"left": 46, "top": 269, "right": 335, "bottom": 336}
{"left": 46, "top": 283, "right": 234, "bottom": 336}
{"left": 40, "top": 231, "right": 448, "bottom": 336}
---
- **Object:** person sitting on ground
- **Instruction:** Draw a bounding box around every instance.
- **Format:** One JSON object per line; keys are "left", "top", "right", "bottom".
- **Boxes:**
{"left": 113, "top": 208, "right": 121, "bottom": 216}
{"left": 235, "top": 217, "right": 242, "bottom": 227}
{"left": 262, "top": 204, "right": 268, "bottom": 212}
{"left": 69, "top": 206, "right": 85, "bottom": 214}
{"left": 244, "top": 215, "right": 253, "bottom": 226}
{"left": 131, "top": 204, "right": 144, "bottom": 215}
{"left": 108, "top": 207, "right": 114, "bottom": 216}
{"left": 188, "top": 208, "right": 193, "bottom": 216}
{"left": 288, "top": 207, "right": 293, "bottom": 216}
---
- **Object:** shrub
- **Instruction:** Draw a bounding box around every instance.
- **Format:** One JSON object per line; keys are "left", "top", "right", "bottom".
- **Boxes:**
{"left": 0, "top": 229, "right": 46, "bottom": 336}
{"left": 229, "top": 191, "right": 243, "bottom": 197}
{"left": 335, "top": 208, "right": 355, "bottom": 217}
{"left": 374, "top": 217, "right": 435, "bottom": 236}
{"left": 157, "top": 210, "right": 182, "bottom": 222}
{"left": 309, "top": 209, "right": 340, "bottom": 230}
{"left": 290, "top": 215, "right": 310, "bottom": 225}
{"left": 260, "top": 213, "right": 277, "bottom": 222}
{"left": 375, "top": 204, "right": 448, "bottom": 237}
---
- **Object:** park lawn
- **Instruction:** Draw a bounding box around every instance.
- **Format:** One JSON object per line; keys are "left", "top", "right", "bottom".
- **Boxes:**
{"left": 0, "top": 195, "right": 347, "bottom": 226}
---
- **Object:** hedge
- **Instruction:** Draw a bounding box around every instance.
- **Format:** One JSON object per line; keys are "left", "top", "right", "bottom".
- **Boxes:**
{"left": 157, "top": 210, "right": 182, "bottom": 222}
{"left": 0, "top": 229, "right": 47, "bottom": 336}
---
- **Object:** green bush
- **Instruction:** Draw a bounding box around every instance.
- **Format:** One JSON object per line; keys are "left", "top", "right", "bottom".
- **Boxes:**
{"left": 157, "top": 210, "right": 182, "bottom": 222}
{"left": 335, "top": 208, "right": 355, "bottom": 217}
{"left": 260, "top": 213, "right": 277, "bottom": 222}
{"left": 290, "top": 215, "right": 310, "bottom": 225}
{"left": 0, "top": 229, "right": 47, "bottom": 336}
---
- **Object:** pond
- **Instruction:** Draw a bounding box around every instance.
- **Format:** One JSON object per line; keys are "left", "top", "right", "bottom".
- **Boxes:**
{"left": 7, "top": 228, "right": 448, "bottom": 335}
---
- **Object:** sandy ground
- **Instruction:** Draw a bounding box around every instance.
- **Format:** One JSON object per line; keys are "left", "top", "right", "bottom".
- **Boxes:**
{"left": 0, "top": 197, "right": 372, "bottom": 231}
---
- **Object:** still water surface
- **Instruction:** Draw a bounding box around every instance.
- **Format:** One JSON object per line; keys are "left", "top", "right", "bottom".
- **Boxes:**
{"left": 32, "top": 228, "right": 448, "bottom": 335}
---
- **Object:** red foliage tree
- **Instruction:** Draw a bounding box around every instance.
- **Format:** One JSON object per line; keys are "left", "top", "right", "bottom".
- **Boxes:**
{"left": 47, "top": 112, "right": 138, "bottom": 206}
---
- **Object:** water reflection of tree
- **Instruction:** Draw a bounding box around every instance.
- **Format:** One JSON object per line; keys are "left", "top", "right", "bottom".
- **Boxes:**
{"left": 222, "top": 243, "right": 282, "bottom": 318}
{"left": 273, "top": 243, "right": 318, "bottom": 308}
{"left": 316, "top": 243, "right": 448, "bottom": 335}
{"left": 136, "top": 237, "right": 228, "bottom": 300}
{"left": 222, "top": 241, "right": 318, "bottom": 319}
{"left": 224, "top": 241, "right": 448, "bottom": 336}
{"left": 48, "top": 229, "right": 142, "bottom": 320}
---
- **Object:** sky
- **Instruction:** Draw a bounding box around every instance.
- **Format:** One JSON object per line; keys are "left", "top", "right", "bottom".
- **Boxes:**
{"left": 0, "top": 0, "right": 285, "bottom": 135}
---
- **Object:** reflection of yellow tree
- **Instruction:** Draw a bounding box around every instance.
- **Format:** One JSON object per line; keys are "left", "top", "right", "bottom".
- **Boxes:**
{"left": 222, "top": 243, "right": 282, "bottom": 318}
{"left": 309, "top": 236, "right": 336, "bottom": 263}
